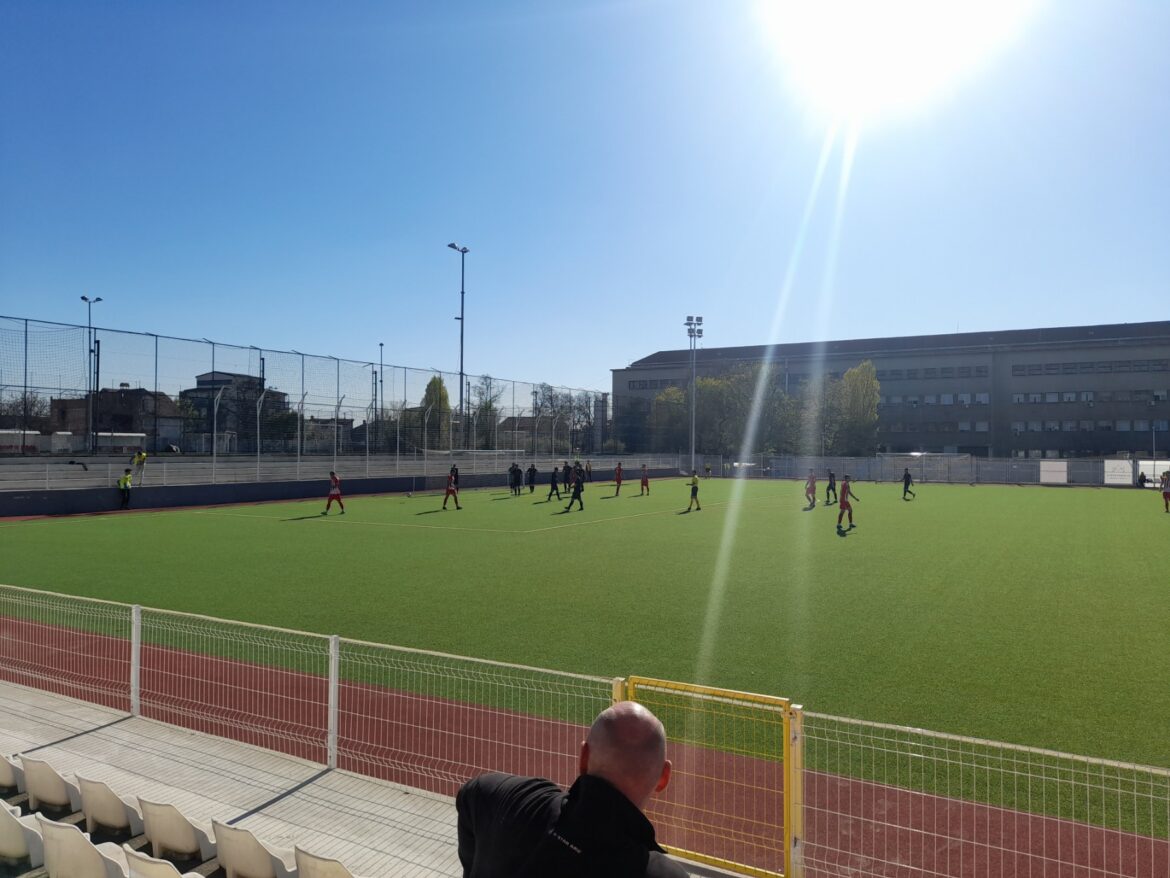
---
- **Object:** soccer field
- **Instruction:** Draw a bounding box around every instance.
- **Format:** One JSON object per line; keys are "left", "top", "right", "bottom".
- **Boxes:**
{"left": 3, "top": 476, "right": 1167, "bottom": 768}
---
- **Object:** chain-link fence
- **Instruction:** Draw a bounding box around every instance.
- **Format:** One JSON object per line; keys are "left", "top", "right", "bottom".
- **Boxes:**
{"left": 0, "top": 315, "right": 608, "bottom": 459}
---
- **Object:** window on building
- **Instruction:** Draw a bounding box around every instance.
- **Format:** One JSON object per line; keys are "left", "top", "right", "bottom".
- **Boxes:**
{"left": 889, "top": 423, "right": 904, "bottom": 433}
{"left": 1079, "top": 420, "right": 1094, "bottom": 431}
{"left": 1079, "top": 362, "right": 1095, "bottom": 373}
{"left": 958, "top": 366, "right": 972, "bottom": 377}
{"left": 1062, "top": 420, "right": 1077, "bottom": 432}
{"left": 628, "top": 380, "right": 647, "bottom": 390}
{"left": 1012, "top": 393, "right": 1025, "bottom": 404}
{"left": 924, "top": 368, "right": 938, "bottom": 378}
{"left": 1155, "top": 420, "right": 1170, "bottom": 431}
{"left": 1012, "top": 364, "right": 1026, "bottom": 376}
{"left": 1152, "top": 361, "right": 1169, "bottom": 372}
{"left": 1045, "top": 420, "right": 1060, "bottom": 432}
{"left": 1116, "top": 420, "right": 1131, "bottom": 432}
{"left": 1133, "top": 390, "right": 1151, "bottom": 402}
{"left": 925, "top": 422, "right": 938, "bottom": 432}
{"left": 906, "top": 395, "right": 919, "bottom": 405}
{"left": 1062, "top": 363, "right": 1077, "bottom": 374}
{"left": 1044, "top": 363, "right": 1061, "bottom": 374}
{"left": 941, "top": 367, "right": 955, "bottom": 377}
{"left": 1096, "top": 362, "right": 1112, "bottom": 373}
{"left": 1098, "top": 391, "right": 1113, "bottom": 402}
{"left": 1028, "top": 392, "right": 1043, "bottom": 403}
{"left": 975, "top": 421, "right": 989, "bottom": 432}
{"left": 1028, "top": 421, "right": 1042, "bottom": 432}
{"left": 924, "top": 394, "right": 937, "bottom": 405}
{"left": 940, "top": 393, "right": 954, "bottom": 405}
{"left": 890, "top": 395, "right": 903, "bottom": 404}
{"left": 1044, "top": 392, "right": 1059, "bottom": 403}
{"left": 1097, "top": 421, "right": 1113, "bottom": 431}
{"left": 1133, "top": 360, "right": 1149, "bottom": 372}
{"left": 875, "top": 370, "right": 887, "bottom": 380}
{"left": 905, "top": 369, "right": 919, "bottom": 379}
{"left": 958, "top": 393, "right": 972, "bottom": 404}
{"left": 1114, "top": 390, "right": 1132, "bottom": 402}
{"left": 888, "top": 369, "right": 904, "bottom": 380}
{"left": 1011, "top": 421, "right": 1025, "bottom": 433}
{"left": 1155, "top": 390, "right": 1169, "bottom": 402}
{"left": 958, "top": 421, "right": 971, "bottom": 432}
{"left": 1134, "top": 419, "right": 1149, "bottom": 432}
{"left": 975, "top": 365, "right": 988, "bottom": 377}
{"left": 1062, "top": 391, "right": 1077, "bottom": 402}
{"left": 1114, "top": 361, "right": 1131, "bottom": 372}
{"left": 941, "top": 422, "right": 956, "bottom": 432}
{"left": 1080, "top": 391, "right": 1094, "bottom": 402}
{"left": 1026, "top": 364, "right": 1041, "bottom": 375}
{"left": 975, "top": 392, "right": 990, "bottom": 404}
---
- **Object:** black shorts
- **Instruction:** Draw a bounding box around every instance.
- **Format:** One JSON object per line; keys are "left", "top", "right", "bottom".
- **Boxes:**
{"left": 690, "top": 486, "right": 698, "bottom": 497}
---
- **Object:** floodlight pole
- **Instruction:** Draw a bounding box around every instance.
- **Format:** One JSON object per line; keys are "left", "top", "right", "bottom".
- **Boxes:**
{"left": 448, "top": 243, "right": 469, "bottom": 450}
{"left": 81, "top": 296, "right": 103, "bottom": 453}
{"left": 684, "top": 316, "right": 704, "bottom": 473}
{"left": 378, "top": 342, "right": 384, "bottom": 454}
{"left": 211, "top": 386, "right": 226, "bottom": 483}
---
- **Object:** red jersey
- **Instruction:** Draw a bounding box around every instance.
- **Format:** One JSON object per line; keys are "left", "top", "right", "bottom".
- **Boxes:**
{"left": 840, "top": 480, "right": 851, "bottom": 504}
{"left": 805, "top": 476, "right": 816, "bottom": 492}
{"left": 447, "top": 473, "right": 457, "bottom": 491}
{"left": 615, "top": 465, "right": 623, "bottom": 482}
{"left": 328, "top": 475, "right": 341, "bottom": 495}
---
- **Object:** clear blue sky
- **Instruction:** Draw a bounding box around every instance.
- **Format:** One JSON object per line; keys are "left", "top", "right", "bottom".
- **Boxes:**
{"left": 1, "top": 1, "right": 1167, "bottom": 393}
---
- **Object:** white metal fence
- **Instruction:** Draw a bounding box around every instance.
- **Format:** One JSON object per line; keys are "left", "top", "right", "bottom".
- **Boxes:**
{"left": 4, "top": 582, "right": 1170, "bottom": 878}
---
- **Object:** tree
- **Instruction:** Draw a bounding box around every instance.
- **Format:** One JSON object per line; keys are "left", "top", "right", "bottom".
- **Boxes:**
{"left": 472, "top": 376, "right": 504, "bottom": 450}
{"left": 421, "top": 375, "right": 451, "bottom": 450}
{"left": 649, "top": 386, "right": 688, "bottom": 452}
{"left": 834, "top": 360, "right": 880, "bottom": 455}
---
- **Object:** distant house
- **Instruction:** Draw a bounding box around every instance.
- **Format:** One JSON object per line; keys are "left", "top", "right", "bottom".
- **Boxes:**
{"left": 51, "top": 385, "right": 185, "bottom": 450}
{"left": 179, "top": 372, "right": 290, "bottom": 453}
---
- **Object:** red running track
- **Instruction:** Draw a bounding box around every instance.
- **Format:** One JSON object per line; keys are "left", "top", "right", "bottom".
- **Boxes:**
{"left": 1, "top": 615, "right": 1165, "bottom": 877}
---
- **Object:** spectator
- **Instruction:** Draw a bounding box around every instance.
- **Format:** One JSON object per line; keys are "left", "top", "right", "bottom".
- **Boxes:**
{"left": 456, "top": 701, "right": 686, "bottom": 877}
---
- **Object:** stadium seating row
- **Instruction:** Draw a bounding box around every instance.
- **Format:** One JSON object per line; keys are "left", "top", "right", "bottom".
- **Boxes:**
{"left": 1, "top": 753, "right": 369, "bottom": 878}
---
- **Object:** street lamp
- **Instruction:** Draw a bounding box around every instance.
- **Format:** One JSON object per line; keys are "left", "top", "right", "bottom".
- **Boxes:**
{"left": 684, "top": 316, "right": 704, "bottom": 473}
{"left": 448, "top": 242, "right": 469, "bottom": 450}
{"left": 80, "top": 296, "right": 103, "bottom": 452}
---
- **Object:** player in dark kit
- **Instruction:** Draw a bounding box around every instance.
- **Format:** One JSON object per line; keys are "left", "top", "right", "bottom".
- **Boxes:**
{"left": 614, "top": 462, "right": 624, "bottom": 496}
{"left": 547, "top": 466, "right": 561, "bottom": 501}
{"left": 640, "top": 464, "right": 650, "bottom": 495}
{"left": 562, "top": 461, "right": 573, "bottom": 493}
{"left": 526, "top": 463, "right": 537, "bottom": 493}
{"left": 837, "top": 475, "right": 859, "bottom": 533}
{"left": 443, "top": 470, "right": 462, "bottom": 510}
{"left": 565, "top": 467, "right": 585, "bottom": 512}
{"left": 825, "top": 469, "right": 837, "bottom": 505}
{"left": 902, "top": 467, "right": 916, "bottom": 500}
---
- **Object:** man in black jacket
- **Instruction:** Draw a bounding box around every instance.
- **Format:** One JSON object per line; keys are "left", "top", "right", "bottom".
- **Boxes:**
{"left": 456, "top": 701, "right": 686, "bottom": 877}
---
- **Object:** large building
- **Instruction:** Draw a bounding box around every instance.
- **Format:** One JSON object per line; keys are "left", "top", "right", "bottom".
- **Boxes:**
{"left": 613, "top": 321, "right": 1170, "bottom": 458}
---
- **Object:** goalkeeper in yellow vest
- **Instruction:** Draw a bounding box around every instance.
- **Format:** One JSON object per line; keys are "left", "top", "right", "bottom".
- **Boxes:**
{"left": 118, "top": 468, "right": 133, "bottom": 510}
{"left": 685, "top": 469, "right": 701, "bottom": 512}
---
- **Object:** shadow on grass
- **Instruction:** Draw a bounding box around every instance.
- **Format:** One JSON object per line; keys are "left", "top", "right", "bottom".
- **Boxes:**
{"left": 283, "top": 514, "right": 327, "bottom": 522}
{"left": 415, "top": 509, "right": 442, "bottom": 516}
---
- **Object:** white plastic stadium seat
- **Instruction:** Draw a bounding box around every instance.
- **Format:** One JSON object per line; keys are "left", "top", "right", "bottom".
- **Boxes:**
{"left": 1, "top": 754, "right": 26, "bottom": 792}
{"left": 78, "top": 776, "right": 144, "bottom": 836}
{"left": 123, "top": 845, "right": 203, "bottom": 878}
{"left": 211, "top": 820, "right": 296, "bottom": 878}
{"left": 0, "top": 802, "right": 45, "bottom": 867}
{"left": 138, "top": 798, "right": 216, "bottom": 862}
{"left": 294, "top": 846, "right": 371, "bottom": 878}
{"left": 37, "top": 814, "right": 128, "bottom": 878}
{"left": 21, "top": 756, "right": 82, "bottom": 813}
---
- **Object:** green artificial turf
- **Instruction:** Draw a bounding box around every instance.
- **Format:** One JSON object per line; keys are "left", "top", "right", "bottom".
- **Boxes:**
{"left": 3, "top": 477, "right": 1168, "bottom": 770}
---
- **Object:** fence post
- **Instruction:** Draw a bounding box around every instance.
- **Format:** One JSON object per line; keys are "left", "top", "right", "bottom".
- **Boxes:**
{"left": 327, "top": 634, "right": 340, "bottom": 769}
{"left": 785, "top": 704, "right": 804, "bottom": 878}
{"left": 610, "top": 677, "right": 625, "bottom": 704}
{"left": 130, "top": 605, "right": 142, "bottom": 717}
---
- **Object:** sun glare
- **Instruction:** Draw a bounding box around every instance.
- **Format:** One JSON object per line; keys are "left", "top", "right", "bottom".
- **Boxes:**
{"left": 757, "top": 0, "right": 1040, "bottom": 123}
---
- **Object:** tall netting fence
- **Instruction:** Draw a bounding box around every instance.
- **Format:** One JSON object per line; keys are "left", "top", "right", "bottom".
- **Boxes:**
{"left": 0, "top": 315, "right": 606, "bottom": 466}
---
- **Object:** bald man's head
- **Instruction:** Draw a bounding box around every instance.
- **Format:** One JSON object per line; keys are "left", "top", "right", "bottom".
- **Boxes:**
{"left": 579, "top": 702, "right": 671, "bottom": 809}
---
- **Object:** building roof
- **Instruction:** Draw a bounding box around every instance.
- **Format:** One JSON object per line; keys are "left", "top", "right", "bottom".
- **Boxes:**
{"left": 620, "top": 321, "right": 1170, "bottom": 370}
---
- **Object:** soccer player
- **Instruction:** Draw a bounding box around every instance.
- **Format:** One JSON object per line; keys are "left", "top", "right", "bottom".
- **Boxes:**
{"left": 614, "top": 462, "right": 623, "bottom": 496}
{"left": 836, "top": 475, "right": 859, "bottom": 533}
{"left": 902, "top": 467, "right": 916, "bottom": 500}
{"left": 117, "top": 468, "right": 133, "bottom": 510}
{"left": 450, "top": 464, "right": 460, "bottom": 490}
{"left": 526, "top": 463, "right": 537, "bottom": 493}
{"left": 685, "top": 470, "right": 701, "bottom": 512}
{"left": 640, "top": 464, "right": 650, "bottom": 495}
{"left": 565, "top": 467, "right": 585, "bottom": 512}
{"left": 443, "top": 469, "right": 462, "bottom": 510}
{"left": 825, "top": 469, "right": 837, "bottom": 505}
{"left": 1161, "top": 471, "right": 1170, "bottom": 513}
{"left": 322, "top": 471, "right": 345, "bottom": 515}
{"left": 586, "top": 460, "right": 593, "bottom": 482}
{"left": 804, "top": 470, "right": 817, "bottom": 509}
{"left": 130, "top": 449, "right": 147, "bottom": 485}
{"left": 547, "top": 466, "right": 561, "bottom": 501}
{"left": 561, "top": 461, "right": 573, "bottom": 493}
